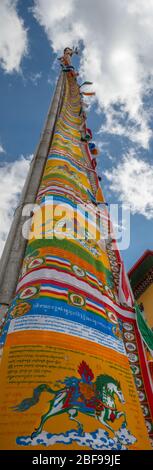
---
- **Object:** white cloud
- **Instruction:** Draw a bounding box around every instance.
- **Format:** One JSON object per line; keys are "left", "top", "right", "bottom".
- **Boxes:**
{"left": 30, "top": 72, "right": 42, "bottom": 86}
{"left": 98, "top": 107, "right": 152, "bottom": 149}
{"left": 0, "top": 156, "right": 31, "bottom": 257}
{"left": 0, "top": 0, "right": 28, "bottom": 73}
{"left": 0, "top": 144, "right": 5, "bottom": 154}
{"left": 33, "top": 0, "right": 153, "bottom": 148}
{"left": 104, "top": 152, "right": 153, "bottom": 219}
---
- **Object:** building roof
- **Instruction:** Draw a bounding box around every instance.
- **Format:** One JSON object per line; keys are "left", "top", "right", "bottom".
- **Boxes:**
{"left": 128, "top": 250, "right": 153, "bottom": 299}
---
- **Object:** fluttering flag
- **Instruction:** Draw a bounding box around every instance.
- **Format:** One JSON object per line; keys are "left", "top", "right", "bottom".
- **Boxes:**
{"left": 118, "top": 260, "right": 134, "bottom": 308}
{"left": 89, "top": 142, "right": 99, "bottom": 155}
{"left": 91, "top": 157, "right": 97, "bottom": 169}
{"left": 86, "top": 128, "right": 93, "bottom": 139}
{"left": 79, "top": 81, "right": 93, "bottom": 87}
{"left": 81, "top": 127, "right": 93, "bottom": 142}
{"left": 82, "top": 92, "right": 96, "bottom": 96}
{"left": 89, "top": 142, "right": 96, "bottom": 151}
{"left": 62, "top": 65, "right": 75, "bottom": 72}
{"left": 91, "top": 148, "right": 99, "bottom": 155}
{"left": 135, "top": 303, "right": 153, "bottom": 354}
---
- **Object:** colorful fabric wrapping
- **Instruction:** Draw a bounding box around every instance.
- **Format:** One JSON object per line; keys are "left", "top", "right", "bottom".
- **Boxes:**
{"left": 0, "top": 70, "right": 152, "bottom": 450}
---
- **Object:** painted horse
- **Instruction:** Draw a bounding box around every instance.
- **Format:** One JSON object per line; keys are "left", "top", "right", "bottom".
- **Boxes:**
{"left": 13, "top": 361, "right": 126, "bottom": 439}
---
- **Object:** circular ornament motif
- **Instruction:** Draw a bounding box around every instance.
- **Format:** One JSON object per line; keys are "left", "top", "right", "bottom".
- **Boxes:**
{"left": 125, "top": 342, "right": 136, "bottom": 352}
{"left": 141, "top": 405, "right": 149, "bottom": 417}
{"left": 11, "top": 302, "right": 31, "bottom": 318}
{"left": 138, "top": 391, "right": 146, "bottom": 402}
{"left": 135, "top": 377, "right": 142, "bottom": 388}
{"left": 107, "top": 311, "right": 118, "bottom": 324}
{"left": 130, "top": 364, "right": 140, "bottom": 375}
{"left": 123, "top": 322, "right": 133, "bottom": 331}
{"left": 20, "top": 286, "right": 38, "bottom": 300}
{"left": 28, "top": 258, "right": 44, "bottom": 269}
{"left": 69, "top": 293, "right": 85, "bottom": 307}
{"left": 72, "top": 265, "right": 85, "bottom": 278}
{"left": 113, "top": 272, "right": 119, "bottom": 278}
{"left": 124, "top": 332, "right": 135, "bottom": 341}
{"left": 145, "top": 421, "right": 152, "bottom": 432}
{"left": 112, "top": 266, "right": 119, "bottom": 272}
{"left": 104, "top": 285, "right": 114, "bottom": 299}
{"left": 150, "top": 438, "right": 153, "bottom": 448}
{"left": 127, "top": 353, "right": 138, "bottom": 363}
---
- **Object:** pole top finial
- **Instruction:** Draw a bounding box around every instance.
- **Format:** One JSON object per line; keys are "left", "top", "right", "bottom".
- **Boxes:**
{"left": 58, "top": 47, "right": 79, "bottom": 67}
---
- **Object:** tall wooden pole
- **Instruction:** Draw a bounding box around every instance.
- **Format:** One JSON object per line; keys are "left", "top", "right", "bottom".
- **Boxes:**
{"left": 0, "top": 72, "right": 64, "bottom": 309}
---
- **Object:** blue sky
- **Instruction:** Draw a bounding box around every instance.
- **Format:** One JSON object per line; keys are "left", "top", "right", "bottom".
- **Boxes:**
{"left": 0, "top": 0, "right": 153, "bottom": 270}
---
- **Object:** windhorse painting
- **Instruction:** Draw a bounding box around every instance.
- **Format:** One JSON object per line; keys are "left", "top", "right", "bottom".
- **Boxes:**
{"left": 13, "top": 361, "right": 137, "bottom": 450}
